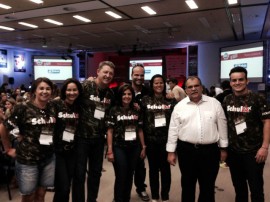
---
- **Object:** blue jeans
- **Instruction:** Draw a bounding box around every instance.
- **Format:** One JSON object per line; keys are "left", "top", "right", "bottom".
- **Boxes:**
{"left": 53, "top": 150, "right": 76, "bottom": 202}
{"left": 72, "top": 137, "right": 105, "bottom": 202}
{"left": 15, "top": 155, "right": 55, "bottom": 195}
{"left": 113, "top": 144, "right": 140, "bottom": 202}
{"left": 227, "top": 149, "right": 265, "bottom": 202}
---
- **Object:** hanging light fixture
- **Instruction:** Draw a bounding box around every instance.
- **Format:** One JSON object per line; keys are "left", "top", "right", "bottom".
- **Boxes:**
{"left": 42, "top": 38, "right": 47, "bottom": 48}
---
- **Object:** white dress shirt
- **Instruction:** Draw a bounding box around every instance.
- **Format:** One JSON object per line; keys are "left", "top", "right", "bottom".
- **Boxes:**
{"left": 166, "top": 95, "right": 228, "bottom": 152}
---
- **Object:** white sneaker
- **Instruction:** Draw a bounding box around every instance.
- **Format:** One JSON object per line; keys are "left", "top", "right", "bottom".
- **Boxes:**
{"left": 152, "top": 200, "right": 158, "bottom": 202}
{"left": 163, "top": 201, "right": 169, "bottom": 202}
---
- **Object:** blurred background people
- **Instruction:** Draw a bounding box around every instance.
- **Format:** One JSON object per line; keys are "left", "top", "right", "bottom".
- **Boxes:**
{"left": 167, "top": 77, "right": 186, "bottom": 102}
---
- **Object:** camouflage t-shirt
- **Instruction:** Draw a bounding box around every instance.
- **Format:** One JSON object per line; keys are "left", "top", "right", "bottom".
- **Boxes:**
{"left": 76, "top": 80, "right": 115, "bottom": 139}
{"left": 4, "top": 101, "right": 57, "bottom": 165}
{"left": 106, "top": 106, "right": 143, "bottom": 147}
{"left": 141, "top": 95, "right": 176, "bottom": 144}
{"left": 52, "top": 99, "right": 79, "bottom": 153}
{"left": 223, "top": 92, "right": 270, "bottom": 153}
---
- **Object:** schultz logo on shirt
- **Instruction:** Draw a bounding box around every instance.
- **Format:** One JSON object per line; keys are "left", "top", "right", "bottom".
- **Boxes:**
{"left": 227, "top": 105, "right": 252, "bottom": 113}
{"left": 117, "top": 114, "right": 138, "bottom": 121}
{"left": 147, "top": 104, "right": 171, "bottom": 110}
{"left": 58, "top": 112, "right": 79, "bottom": 118}
{"left": 89, "top": 95, "right": 111, "bottom": 104}
{"left": 32, "top": 117, "right": 56, "bottom": 125}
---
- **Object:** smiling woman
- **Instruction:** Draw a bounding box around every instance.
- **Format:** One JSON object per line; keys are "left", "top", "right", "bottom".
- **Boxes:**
{"left": 52, "top": 78, "right": 82, "bottom": 202}
{"left": 0, "top": 77, "right": 58, "bottom": 202}
{"left": 106, "top": 84, "right": 146, "bottom": 202}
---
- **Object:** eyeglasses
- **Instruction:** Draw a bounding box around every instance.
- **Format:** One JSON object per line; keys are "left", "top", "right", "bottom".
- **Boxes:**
{"left": 186, "top": 84, "right": 201, "bottom": 90}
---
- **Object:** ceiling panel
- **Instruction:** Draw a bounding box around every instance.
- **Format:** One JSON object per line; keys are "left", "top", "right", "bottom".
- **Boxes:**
{"left": 0, "top": 0, "right": 268, "bottom": 53}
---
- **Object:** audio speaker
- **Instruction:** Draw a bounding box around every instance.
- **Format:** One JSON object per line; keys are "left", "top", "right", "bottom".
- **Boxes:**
{"left": 8, "top": 77, "right": 14, "bottom": 85}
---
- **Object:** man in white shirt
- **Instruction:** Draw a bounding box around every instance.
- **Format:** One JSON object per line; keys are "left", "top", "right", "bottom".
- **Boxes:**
{"left": 166, "top": 76, "right": 228, "bottom": 202}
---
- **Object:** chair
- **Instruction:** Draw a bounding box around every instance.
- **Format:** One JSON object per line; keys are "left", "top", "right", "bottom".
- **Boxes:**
{"left": 0, "top": 144, "right": 13, "bottom": 200}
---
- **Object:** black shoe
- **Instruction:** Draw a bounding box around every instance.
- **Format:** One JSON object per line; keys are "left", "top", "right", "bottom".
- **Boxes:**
{"left": 138, "top": 191, "right": 150, "bottom": 201}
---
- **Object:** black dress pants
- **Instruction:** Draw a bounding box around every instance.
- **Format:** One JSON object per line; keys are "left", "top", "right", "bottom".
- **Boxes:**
{"left": 177, "top": 141, "right": 220, "bottom": 202}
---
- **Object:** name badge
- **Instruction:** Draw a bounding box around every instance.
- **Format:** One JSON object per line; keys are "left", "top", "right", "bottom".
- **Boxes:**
{"left": 94, "top": 107, "right": 105, "bottom": 120}
{"left": 235, "top": 120, "right": 247, "bottom": 135}
{"left": 62, "top": 130, "right": 75, "bottom": 142}
{"left": 125, "top": 126, "right": 136, "bottom": 141}
{"left": 154, "top": 113, "right": 166, "bottom": 127}
{"left": 39, "top": 134, "right": 53, "bottom": 145}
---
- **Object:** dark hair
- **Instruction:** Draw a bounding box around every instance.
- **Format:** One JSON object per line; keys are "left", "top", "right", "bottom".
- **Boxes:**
{"left": 221, "top": 80, "right": 231, "bottom": 90}
{"left": 117, "top": 84, "right": 135, "bottom": 109}
{"left": 60, "top": 78, "right": 83, "bottom": 104}
{"left": 98, "top": 61, "right": 115, "bottom": 70}
{"left": 168, "top": 77, "right": 178, "bottom": 84}
{"left": 149, "top": 74, "right": 166, "bottom": 97}
{"left": 229, "top": 66, "right": 248, "bottom": 79}
{"left": 131, "top": 63, "right": 144, "bottom": 75}
{"left": 185, "top": 76, "right": 202, "bottom": 87}
{"left": 30, "top": 77, "right": 53, "bottom": 97}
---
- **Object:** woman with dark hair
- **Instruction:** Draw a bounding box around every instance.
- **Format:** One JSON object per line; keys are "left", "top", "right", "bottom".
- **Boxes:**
{"left": 141, "top": 74, "right": 176, "bottom": 202}
{"left": 52, "top": 78, "right": 82, "bottom": 202}
{"left": 106, "top": 84, "right": 146, "bottom": 202}
{"left": 0, "top": 77, "right": 57, "bottom": 202}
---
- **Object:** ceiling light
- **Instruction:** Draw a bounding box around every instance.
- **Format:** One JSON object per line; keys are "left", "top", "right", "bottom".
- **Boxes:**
{"left": 18, "top": 22, "right": 38, "bottom": 28}
{"left": 29, "top": 0, "right": 44, "bottom": 4}
{"left": 0, "top": 26, "right": 14, "bottom": 31}
{"left": 185, "top": 0, "right": 198, "bottom": 9}
{"left": 141, "top": 6, "right": 156, "bottom": 15}
{"left": 44, "top": 19, "right": 63, "bottom": 26}
{"left": 0, "top": 3, "right": 11, "bottom": 9}
{"left": 73, "top": 15, "right": 91, "bottom": 23}
{"left": 228, "top": 0, "right": 238, "bottom": 5}
{"left": 105, "top": 11, "right": 122, "bottom": 19}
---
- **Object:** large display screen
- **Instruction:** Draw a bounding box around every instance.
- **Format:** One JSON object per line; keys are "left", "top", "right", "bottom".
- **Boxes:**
{"left": 33, "top": 56, "right": 73, "bottom": 83}
{"left": 129, "top": 58, "right": 163, "bottom": 81}
{"left": 220, "top": 42, "right": 264, "bottom": 82}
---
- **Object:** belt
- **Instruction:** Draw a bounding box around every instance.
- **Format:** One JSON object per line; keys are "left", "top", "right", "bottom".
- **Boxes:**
{"left": 179, "top": 140, "right": 217, "bottom": 149}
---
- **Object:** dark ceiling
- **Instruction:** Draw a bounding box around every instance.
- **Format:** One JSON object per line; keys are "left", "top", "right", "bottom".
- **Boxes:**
{"left": 0, "top": 0, "right": 269, "bottom": 54}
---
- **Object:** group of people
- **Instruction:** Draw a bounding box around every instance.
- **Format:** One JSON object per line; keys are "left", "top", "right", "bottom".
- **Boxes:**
{"left": 0, "top": 61, "right": 269, "bottom": 202}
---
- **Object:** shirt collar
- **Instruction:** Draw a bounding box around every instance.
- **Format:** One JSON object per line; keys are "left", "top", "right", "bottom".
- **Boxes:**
{"left": 187, "top": 94, "right": 208, "bottom": 104}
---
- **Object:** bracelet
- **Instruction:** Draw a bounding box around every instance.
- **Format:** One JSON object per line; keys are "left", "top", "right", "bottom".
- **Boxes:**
{"left": 142, "top": 145, "right": 147, "bottom": 149}
{"left": 107, "top": 152, "right": 113, "bottom": 155}
{"left": 261, "top": 147, "right": 268, "bottom": 150}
